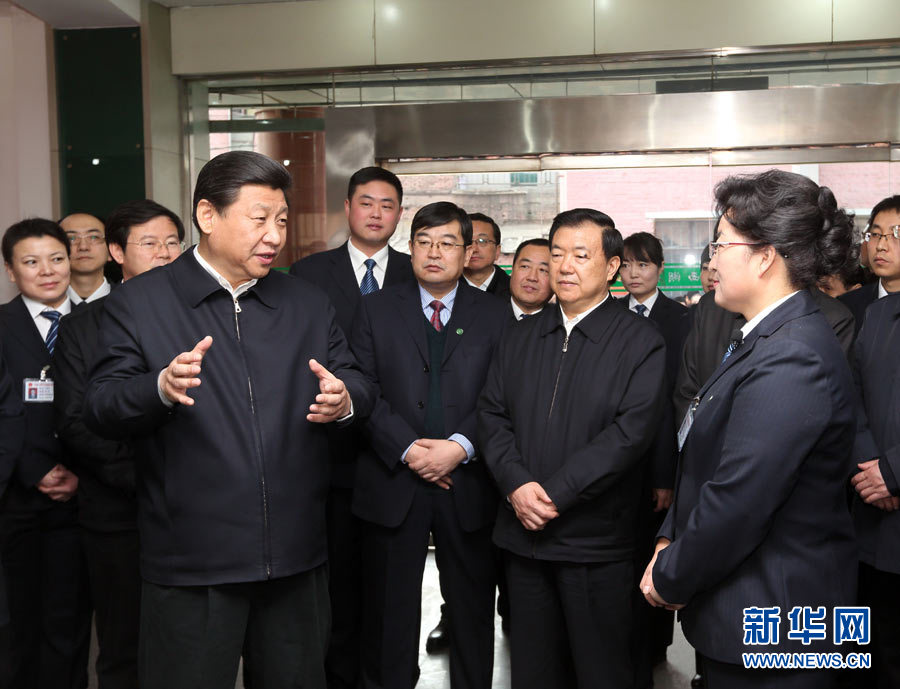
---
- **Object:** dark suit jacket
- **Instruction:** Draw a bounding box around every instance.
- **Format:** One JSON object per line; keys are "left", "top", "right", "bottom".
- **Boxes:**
{"left": 349, "top": 281, "right": 507, "bottom": 531}
{"left": 0, "top": 340, "right": 23, "bottom": 499}
{"left": 851, "top": 292, "right": 900, "bottom": 574}
{"left": 289, "top": 243, "right": 414, "bottom": 489}
{"left": 84, "top": 250, "right": 375, "bottom": 586}
{"left": 478, "top": 298, "right": 667, "bottom": 562}
{"left": 619, "top": 293, "right": 688, "bottom": 489}
{"left": 674, "top": 288, "right": 855, "bottom": 419}
{"left": 838, "top": 280, "right": 879, "bottom": 336}
{"left": 462, "top": 265, "right": 510, "bottom": 300}
{"left": 654, "top": 291, "right": 857, "bottom": 662}
{"left": 0, "top": 297, "right": 71, "bottom": 510}
{"left": 53, "top": 297, "right": 136, "bottom": 532}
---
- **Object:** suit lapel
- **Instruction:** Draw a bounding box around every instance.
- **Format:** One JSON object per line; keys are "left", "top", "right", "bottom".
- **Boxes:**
{"left": 398, "top": 282, "right": 429, "bottom": 364}
{"left": 332, "top": 244, "right": 361, "bottom": 311}
{"left": 383, "top": 247, "right": 409, "bottom": 287}
{"left": 4, "top": 297, "right": 50, "bottom": 367}
{"left": 442, "top": 287, "right": 479, "bottom": 365}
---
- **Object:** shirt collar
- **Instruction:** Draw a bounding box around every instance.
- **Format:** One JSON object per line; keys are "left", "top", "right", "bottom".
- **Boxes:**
{"left": 740, "top": 291, "right": 801, "bottom": 340}
{"left": 511, "top": 296, "right": 542, "bottom": 321}
{"left": 22, "top": 294, "right": 71, "bottom": 320}
{"left": 419, "top": 282, "right": 458, "bottom": 314}
{"left": 878, "top": 280, "right": 889, "bottom": 299}
{"left": 193, "top": 246, "right": 257, "bottom": 299}
{"left": 347, "top": 239, "right": 389, "bottom": 274}
{"left": 628, "top": 288, "right": 659, "bottom": 314}
{"left": 560, "top": 293, "right": 609, "bottom": 335}
{"left": 68, "top": 277, "right": 111, "bottom": 305}
{"left": 464, "top": 268, "right": 495, "bottom": 291}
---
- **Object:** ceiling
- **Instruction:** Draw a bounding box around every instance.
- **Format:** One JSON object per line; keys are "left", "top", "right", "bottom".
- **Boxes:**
{"left": 156, "top": 0, "right": 308, "bottom": 6}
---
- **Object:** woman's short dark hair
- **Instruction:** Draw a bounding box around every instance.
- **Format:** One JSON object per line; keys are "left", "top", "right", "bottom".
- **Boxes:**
{"left": 714, "top": 169, "right": 854, "bottom": 289}
{"left": 409, "top": 202, "right": 473, "bottom": 245}
{"left": 347, "top": 167, "right": 403, "bottom": 204}
{"left": 468, "top": 212, "right": 501, "bottom": 244}
{"left": 623, "top": 231, "right": 664, "bottom": 267}
{"left": 106, "top": 200, "right": 185, "bottom": 252}
{"left": 192, "top": 151, "right": 291, "bottom": 231}
{"left": 2, "top": 218, "right": 70, "bottom": 264}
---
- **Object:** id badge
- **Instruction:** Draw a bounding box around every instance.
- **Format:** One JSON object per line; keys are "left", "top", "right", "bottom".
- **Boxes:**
{"left": 23, "top": 365, "right": 53, "bottom": 403}
{"left": 677, "top": 397, "right": 700, "bottom": 452}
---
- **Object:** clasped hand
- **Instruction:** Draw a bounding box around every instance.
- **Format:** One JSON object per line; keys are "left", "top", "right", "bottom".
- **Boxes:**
{"left": 405, "top": 439, "right": 466, "bottom": 490}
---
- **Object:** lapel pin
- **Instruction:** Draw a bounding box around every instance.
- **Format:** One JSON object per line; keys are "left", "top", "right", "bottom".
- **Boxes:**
{"left": 456, "top": 328, "right": 464, "bottom": 335}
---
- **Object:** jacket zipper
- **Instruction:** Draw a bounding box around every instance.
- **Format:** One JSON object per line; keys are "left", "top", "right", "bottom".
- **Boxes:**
{"left": 533, "top": 331, "right": 570, "bottom": 558}
{"left": 233, "top": 295, "right": 273, "bottom": 579}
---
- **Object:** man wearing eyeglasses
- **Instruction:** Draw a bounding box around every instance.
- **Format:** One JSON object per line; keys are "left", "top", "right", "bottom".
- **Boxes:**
{"left": 462, "top": 212, "right": 510, "bottom": 298}
{"left": 350, "top": 201, "right": 507, "bottom": 689}
{"left": 52, "top": 199, "right": 185, "bottom": 689}
{"left": 60, "top": 213, "right": 111, "bottom": 305}
{"left": 839, "top": 195, "right": 900, "bottom": 336}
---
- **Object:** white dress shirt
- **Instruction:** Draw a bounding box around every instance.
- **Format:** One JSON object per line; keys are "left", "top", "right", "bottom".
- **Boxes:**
{"left": 561, "top": 293, "right": 609, "bottom": 337}
{"left": 511, "top": 297, "right": 543, "bottom": 321}
{"left": 67, "top": 277, "right": 111, "bottom": 305}
{"left": 21, "top": 294, "right": 72, "bottom": 341}
{"left": 628, "top": 289, "right": 659, "bottom": 316}
{"left": 740, "top": 291, "right": 801, "bottom": 340}
{"left": 347, "top": 240, "right": 389, "bottom": 290}
{"left": 464, "top": 268, "right": 496, "bottom": 291}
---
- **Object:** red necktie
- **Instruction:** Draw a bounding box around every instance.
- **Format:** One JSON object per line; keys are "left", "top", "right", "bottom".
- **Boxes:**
{"left": 429, "top": 300, "right": 444, "bottom": 332}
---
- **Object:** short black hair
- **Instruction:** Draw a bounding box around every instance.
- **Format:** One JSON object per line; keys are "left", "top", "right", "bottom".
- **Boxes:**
{"left": 623, "top": 232, "right": 664, "bottom": 267}
{"left": 700, "top": 244, "right": 711, "bottom": 267}
{"left": 512, "top": 238, "right": 550, "bottom": 265}
{"left": 549, "top": 208, "right": 623, "bottom": 283}
{"left": 410, "top": 202, "right": 472, "bottom": 245}
{"left": 347, "top": 167, "right": 403, "bottom": 205}
{"left": 192, "top": 151, "right": 291, "bottom": 231}
{"left": 715, "top": 169, "right": 854, "bottom": 289}
{"left": 2, "top": 218, "right": 70, "bottom": 264}
{"left": 468, "top": 212, "right": 501, "bottom": 244}
{"left": 106, "top": 200, "right": 185, "bottom": 252}
{"left": 868, "top": 195, "right": 900, "bottom": 228}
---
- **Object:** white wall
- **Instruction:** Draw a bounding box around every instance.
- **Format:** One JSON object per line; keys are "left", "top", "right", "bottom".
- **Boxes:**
{"left": 170, "top": 0, "right": 900, "bottom": 77}
{"left": 0, "top": 2, "right": 55, "bottom": 302}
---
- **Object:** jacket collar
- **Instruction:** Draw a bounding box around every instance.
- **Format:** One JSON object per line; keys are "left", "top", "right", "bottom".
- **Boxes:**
{"left": 170, "top": 250, "right": 279, "bottom": 309}
{"left": 539, "top": 294, "right": 619, "bottom": 343}
{"left": 697, "top": 290, "right": 818, "bottom": 399}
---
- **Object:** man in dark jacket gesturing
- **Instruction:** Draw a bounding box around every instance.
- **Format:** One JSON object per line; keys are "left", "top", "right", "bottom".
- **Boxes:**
{"left": 477, "top": 208, "right": 667, "bottom": 689}
{"left": 84, "top": 152, "right": 375, "bottom": 689}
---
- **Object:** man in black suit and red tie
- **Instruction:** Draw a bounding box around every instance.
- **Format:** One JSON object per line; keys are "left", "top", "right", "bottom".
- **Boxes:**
{"left": 289, "top": 166, "right": 412, "bottom": 689}
{"left": 351, "top": 201, "right": 507, "bottom": 689}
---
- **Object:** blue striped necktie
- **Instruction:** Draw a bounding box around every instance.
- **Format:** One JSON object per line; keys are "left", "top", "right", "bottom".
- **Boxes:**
{"left": 360, "top": 258, "right": 378, "bottom": 295}
{"left": 633, "top": 304, "right": 648, "bottom": 317}
{"left": 41, "top": 310, "right": 61, "bottom": 355}
{"left": 721, "top": 330, "right": 744, "bottom": 364}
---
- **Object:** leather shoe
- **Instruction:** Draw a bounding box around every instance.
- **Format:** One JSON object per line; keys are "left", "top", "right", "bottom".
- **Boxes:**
{"left": 690, "top": 674, "right": 704, "bottom": 688}
{"left": 425, "top": 614, "right": 449, "bottom": 654}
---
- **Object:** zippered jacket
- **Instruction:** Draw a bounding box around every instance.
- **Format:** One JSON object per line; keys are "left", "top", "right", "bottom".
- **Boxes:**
{"left": 84, "top": 251, "right": 375, "bottom": 586}
{"left": 478, "top": 297, "right": 666, "bottom": 563}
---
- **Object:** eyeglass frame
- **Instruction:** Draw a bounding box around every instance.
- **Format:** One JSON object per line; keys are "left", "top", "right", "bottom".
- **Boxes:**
{"left": 707, "top": 241, "right": 765, "bottom": 257}
{"left": 863, "top": 225, "right": 900, "bottom": 243}
{"left": 65, "top": 232, "right": 105, "bottom": 246}
{"left": 126, "top": 239, "right": 186, "bottom": 253}
{"left": 472, "top": 237, "right": 498, "bottom": 247}
{"left": 412, "top": 238, "right": 467, "bottom": 253}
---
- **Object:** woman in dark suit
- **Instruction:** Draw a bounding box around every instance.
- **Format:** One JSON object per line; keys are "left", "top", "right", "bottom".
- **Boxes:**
{"left": 640, "top": 169, "right": 858, "bottom": 688}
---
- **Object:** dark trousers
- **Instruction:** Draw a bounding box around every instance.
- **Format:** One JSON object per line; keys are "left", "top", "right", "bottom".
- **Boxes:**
{"left": 0, "top": 499, "right": 91, "bottom": 689}
{"left": 360, "top": 484, "right": 496, "bottom": 689}
{"left": 505, "top": 553, "right": 633, "bottom": 689}
{"left": 852, "top": 561, "right": 900, "bottom": 689}
{"left": 82, "top": 528, "right": 140, "bottom": 689}
{"left": 139, "top": 565, "right": 330, "bottom": 689}
{"left": 324, "top": 487, "right": 363, "bottom": 689}
{"left": 703, "top": 655, "right": 838, "bottom": 689}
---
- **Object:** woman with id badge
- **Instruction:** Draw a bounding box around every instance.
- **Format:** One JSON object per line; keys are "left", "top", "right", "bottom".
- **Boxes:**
{"left": 639, "top": 170, "right": 858, "bottom": 689}
{"left": 0, "top": 218, "right": 89, "bottom": 689}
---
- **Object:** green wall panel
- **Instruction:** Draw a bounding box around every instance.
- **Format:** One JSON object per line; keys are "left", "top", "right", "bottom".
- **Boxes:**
{"left": 56, "top": 27, "right": 144, "bottom": 219}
